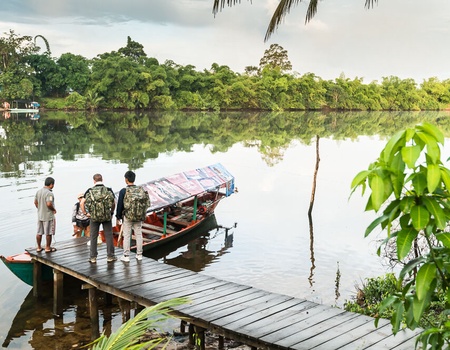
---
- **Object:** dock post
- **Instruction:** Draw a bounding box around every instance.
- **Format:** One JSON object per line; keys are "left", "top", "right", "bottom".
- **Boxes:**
{"left": 180, "top": 320, "right": 187, "bottom": 334}
{"left": 188, "top": 323, "right": 194, "bottom": 346}
{"left": 82, "top": 284, "right": 100, "bottom": 340}
{"left": 218, "top": 335, "right": 224, "bottom": 349}
{"left": 53, "top": 269, "right": 64, "bottom": 316}
{"left": 105, "top": 292, "right": 112, "bottom": 306}
{"left": 118, "top": 297, "right": 131, "bottom": 322}
{"left": 194, "top": 325, "right": 206, "bottom": 350}
{"left": 32, "top": 260, "right": 42, "bottom": 298}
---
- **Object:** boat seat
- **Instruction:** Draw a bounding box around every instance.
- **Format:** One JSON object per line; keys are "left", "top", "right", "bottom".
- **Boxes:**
{"left": 166, "top": 216, "right": 191, "bottom": 226}
{"left": 141, "top": 228, "right": 164, "bottom": 237}
{"left": 132, "top": 234, "right": 154, "bottom": 242}
{"left": 142, "top": 222, "right": 177, "bottom": 235}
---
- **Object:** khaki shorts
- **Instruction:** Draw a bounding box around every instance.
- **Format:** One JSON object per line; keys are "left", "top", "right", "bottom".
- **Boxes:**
{"left": 37, "top": 219, "right": 56, "bottom": 235}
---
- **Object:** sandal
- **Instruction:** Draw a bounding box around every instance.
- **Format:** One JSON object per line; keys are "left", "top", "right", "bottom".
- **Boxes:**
{"left": 36, "top": 248, "right": 43, "bottom": 252}
{"left": 45, "top": 247, "right": 57, "bottom": 253}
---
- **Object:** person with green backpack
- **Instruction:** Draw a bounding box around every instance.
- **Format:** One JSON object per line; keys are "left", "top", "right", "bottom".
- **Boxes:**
{"left": 82, "top": 173, "right": 116, "bottom": 263}
{"left": 116, "top": 170, "right": 150, "bottom": 262}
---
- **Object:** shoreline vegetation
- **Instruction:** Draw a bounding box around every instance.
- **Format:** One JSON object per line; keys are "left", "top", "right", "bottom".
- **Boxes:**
{"left": 2, "top": 30, "right": 450, "bottom": 113}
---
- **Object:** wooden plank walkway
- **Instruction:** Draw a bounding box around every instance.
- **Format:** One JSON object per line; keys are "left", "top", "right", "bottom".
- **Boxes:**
{"left": 27, "top": 238, "right": 421, "bottom": 350}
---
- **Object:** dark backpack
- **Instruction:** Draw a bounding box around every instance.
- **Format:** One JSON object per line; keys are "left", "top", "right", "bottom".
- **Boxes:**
{"left": 123, "top": 186, "right": 150, "bottom": 221}
{"left": 85, "top": 186, "right": 114, "bottom": 222}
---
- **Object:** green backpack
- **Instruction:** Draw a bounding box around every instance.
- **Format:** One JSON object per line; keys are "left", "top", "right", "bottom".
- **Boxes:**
{"left": 85, "top": 186, "right": 114, "bottom": 222}
{"left": 123, "top": 186, "right": 150, "bottom": 221}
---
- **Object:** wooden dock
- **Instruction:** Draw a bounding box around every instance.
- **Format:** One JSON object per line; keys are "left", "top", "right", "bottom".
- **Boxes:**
{"left": 27, "top": 238, "right": 421, "bottom": 349}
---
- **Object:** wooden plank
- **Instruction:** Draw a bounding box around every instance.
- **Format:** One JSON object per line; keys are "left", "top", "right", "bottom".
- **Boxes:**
{"left": 129, "top": 276, "right": 227, "bottom": 300}
{"left": 226, "top": 299, "right": 317, "bottom": 339}
{"left": 182, "top": 288, "right": 275, "bottom": 325}
{"left": 273, "top": 311, "right": 358, "bottom": 349}
{"left": 208, "top": 294, "right": 294, "bottom": 326}
{"left": 141, "top": 228, "right": 164, "bottom": 236}
{"left": 142, "top": 223, "right": 177, "bottom": 235}
{"left": 311, "top": 318, "right": 392, "bottom": 350}
{"left": 220, "top": 298, "right": 309, "bottom": 330}
{"left": 364, "top": 328, "right": 422, "bottom": 350}
{"left": 253, "top": 303, "right": 338, "bottom": 344}
{"left": 178, "top": 284, "right": 256, "bottom": 314}
{"left": 337, "top": 322, "right": 399, "bottom": 350}
{"left": 288, "top": 313, "right": 374, "bottom": 349}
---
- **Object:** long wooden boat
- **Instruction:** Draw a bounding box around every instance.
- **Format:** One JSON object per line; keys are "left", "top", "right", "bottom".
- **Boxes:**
{"left": 0, "top": 252, "right": 53, "bottom": 286}
{"left": 101, "top": 163, "right": 236, "bottom": 252}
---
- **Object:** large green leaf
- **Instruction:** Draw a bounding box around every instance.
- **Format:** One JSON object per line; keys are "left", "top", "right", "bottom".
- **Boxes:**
{"left": 415, "top": 131, "right": 441, "bottom": 164}
{"left": 383, "top": 130, "right": 406, "bottom": 163}
{"left": 413, "top": 293, "right": 431, "bottom": 323}
{"left": 415, "top": 262, "right": 436, "bottom": 300}
{"left": 440, "top": 167, "right": 450, "bottom": 192}
{"left": 417, "top": 122, "right": 445, "bottom": 144}
{"left": 369, "top": 174, "right": 385, "bottom": 211}
{"left": 427, "top": 164, "right": 441, "bottom": 193}
{"left": 401, "top": 145, "right": 421, "bottom": 169}
{"left": 436, "top": 232, "right": 450, "bottom": 248}
{"left": 396, "top": 228, "right": 418, "bottom": 260}
{"left": 410, "top": 204, "right": 429, "bottom": 230}
{"left": 390, "top": 152, "right": 406, "bottom": 175}
{"left": 422, "top": 197, "right": 447, "bottom": 229}
{"left": 364, "top": 214, "right": 389, "bottom": 237}
{"left": 351, "top": 170, "right": 370, "bottom": 189}
{"left": 391, "top": 300, "right": 404, "bottom": 334}
{"left": 412, "top": 171, "right": 427, "bottom": 195}
{"left": 400, "top": 256, "right": 427, "bottom": 280}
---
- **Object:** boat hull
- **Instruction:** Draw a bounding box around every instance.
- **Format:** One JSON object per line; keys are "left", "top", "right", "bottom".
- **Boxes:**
{"left": 1, "top": 252, "right": 53, "bottom": 286}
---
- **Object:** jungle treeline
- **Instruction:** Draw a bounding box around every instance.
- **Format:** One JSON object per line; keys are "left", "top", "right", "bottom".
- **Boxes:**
{"left": 2, "top": 30, "right": 450, "bottom": 112}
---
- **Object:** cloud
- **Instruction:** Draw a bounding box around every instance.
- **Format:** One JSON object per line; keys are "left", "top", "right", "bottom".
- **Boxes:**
{"left": 2, "top": 0, "right": 450, "bottom": 81}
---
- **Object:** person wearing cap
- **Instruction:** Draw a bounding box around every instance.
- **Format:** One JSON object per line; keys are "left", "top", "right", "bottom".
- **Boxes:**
{"left": 72, "top": 193, "right": 90, "bottom": 238}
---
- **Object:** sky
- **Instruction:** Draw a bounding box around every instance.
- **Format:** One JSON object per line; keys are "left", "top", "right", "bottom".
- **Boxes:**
{"left": 1, "top": 0, "right": 450, "bottom": 83}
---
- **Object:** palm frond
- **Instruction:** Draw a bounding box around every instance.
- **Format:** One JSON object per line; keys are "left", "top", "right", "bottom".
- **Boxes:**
{"left": 265, "top": 0, "right": 302, "bottom": 41}
{"left": 305, "top": 0, "right": 319, "bottom": 24}
{"left": 213, "top": 0, "right": 250, "bottom": 15}
{"left": 86, "top": 297, "right": 189, "bottom": 350}
{"left": 365, "top": 0, "right": 378, "bottom": 9}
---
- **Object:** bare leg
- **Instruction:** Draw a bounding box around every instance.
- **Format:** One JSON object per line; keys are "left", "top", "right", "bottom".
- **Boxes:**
{"left": 85, "top": 225, "right": 91, "bottom": 237}
{"left": 45, "top": 235, "right": 52, "bottom": 250}
{"left": 36, "top": 235, "right": 42, "bottom": 250}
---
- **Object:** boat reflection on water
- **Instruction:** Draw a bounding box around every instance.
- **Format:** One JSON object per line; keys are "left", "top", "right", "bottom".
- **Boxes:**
{"left": 2, "top": 111, "right": 40, "bottom": 120}
{"left": 146, "top": 214, "right": 237, "bottom": 272}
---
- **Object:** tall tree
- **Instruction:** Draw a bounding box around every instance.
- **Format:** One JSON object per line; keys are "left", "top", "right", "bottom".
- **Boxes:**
{"left": 0, "top": 30, "right": 39, "bottom": 99}
{"left": 118, "top": 36, "right": 147, "bottom": 64}
{"left": 259, "top": 43, "right": 292, "bottom": 73}
{"left": 0, "top": 30, "right": 38, "bottom": 72}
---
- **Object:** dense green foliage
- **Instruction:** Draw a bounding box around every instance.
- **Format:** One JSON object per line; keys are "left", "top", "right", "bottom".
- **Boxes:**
{"left": 345, "top": 274, "right": 447, "bottom": 330}
{"left": 2, "top": 30, "right": 450, "bottom": 111}
{"left": 351, "top": 123, "right": 450, "bottom": 348}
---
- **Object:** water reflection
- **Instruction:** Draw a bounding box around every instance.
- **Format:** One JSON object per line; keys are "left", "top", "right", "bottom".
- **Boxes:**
{"left": 2, "top": 279, "right": 97, "bottom": 349}
{"left": 146, "top": 214, "right": 237, "bottom": 272}
{"left": 3, "top": 110, "right": 450, "bottom": 178}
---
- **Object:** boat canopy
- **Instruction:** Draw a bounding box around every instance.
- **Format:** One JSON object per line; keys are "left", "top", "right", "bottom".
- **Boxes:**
{"left": 125, "top": 163, "right": 235, "bottom": 213}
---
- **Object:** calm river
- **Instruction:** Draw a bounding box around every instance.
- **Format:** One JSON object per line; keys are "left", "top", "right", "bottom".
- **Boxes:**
{"left": 1, "top": 110, "right": 450, "bottom": 349}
